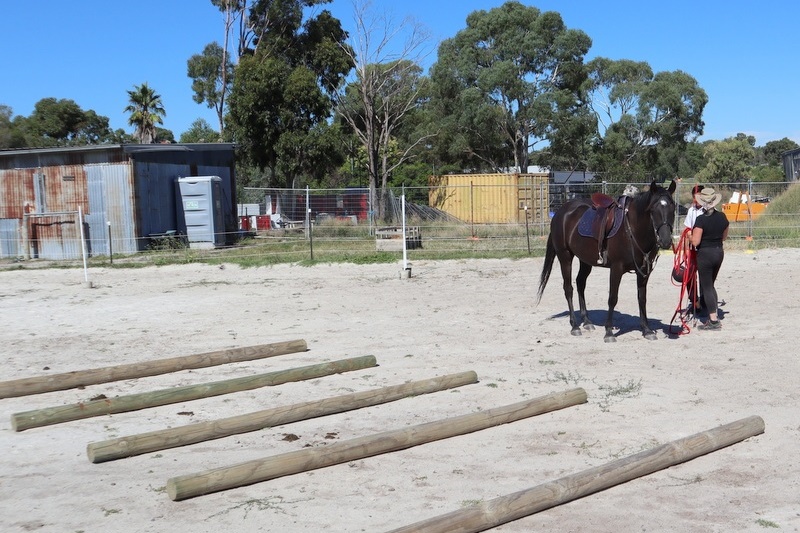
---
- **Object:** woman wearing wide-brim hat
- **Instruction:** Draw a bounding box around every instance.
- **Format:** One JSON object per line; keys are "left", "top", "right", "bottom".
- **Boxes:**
{"left": 690, "top": 187, "right": 729, "bottom": 330}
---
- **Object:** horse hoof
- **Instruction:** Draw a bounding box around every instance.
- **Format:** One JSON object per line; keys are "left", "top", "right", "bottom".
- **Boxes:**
{"left": 571, "top": 329, "right": 582, "bottom": 337}
{"left": 583, "top": 323, "right": 595, "bottom": 331}
{"left": 643, "top": 332, "right": 658, "bottom": 341}
{"left": 604, "top": 335, "right": 616, "bottom": 343}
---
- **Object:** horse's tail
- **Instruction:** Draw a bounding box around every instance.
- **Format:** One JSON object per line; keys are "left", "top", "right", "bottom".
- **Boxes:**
{"left": 536, "top": 233, "right": 556, "bottom": 304}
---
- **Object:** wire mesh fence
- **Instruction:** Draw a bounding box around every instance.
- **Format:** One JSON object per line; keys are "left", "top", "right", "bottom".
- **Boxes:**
{"left": 1, "top": 180, "right": 797, "bottom": 267}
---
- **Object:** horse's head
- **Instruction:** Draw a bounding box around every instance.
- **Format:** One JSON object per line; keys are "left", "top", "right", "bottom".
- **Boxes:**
{"left": 646, "top": 180, "right": 676, "bottom": 249}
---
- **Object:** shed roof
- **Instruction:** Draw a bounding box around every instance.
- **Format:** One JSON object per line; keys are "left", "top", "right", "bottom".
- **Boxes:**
{"left": 0, "top": 143, "right": 235, "bottom": 158}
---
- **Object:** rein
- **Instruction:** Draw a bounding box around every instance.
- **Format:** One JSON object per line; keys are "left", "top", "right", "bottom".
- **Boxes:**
{"left": 669, "top": 228, "right": 698, "bottom": 335}
{"left": 622, "top": 195, "right": 672, "bottom": 277}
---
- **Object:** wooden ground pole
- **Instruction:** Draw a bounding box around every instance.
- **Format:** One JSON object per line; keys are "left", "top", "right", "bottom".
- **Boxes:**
{"left": 386, "top": 415, "right": 765, "bottom": 533}
{"left": 87, "top": 371, "right": 479, "bottom": 463}
{"left": 11, "top": 355, "right": 376, "bottom": 432}
{"left": 0, "top": 339, "right": 308, "bottom": 398}
{"left": 166, "top": 387, "right": 588, "bottom": 501}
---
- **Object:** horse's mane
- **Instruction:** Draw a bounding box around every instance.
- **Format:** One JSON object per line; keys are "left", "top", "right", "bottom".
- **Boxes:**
{"left": 630, "top": 183, "right": 669, "bottom": 210}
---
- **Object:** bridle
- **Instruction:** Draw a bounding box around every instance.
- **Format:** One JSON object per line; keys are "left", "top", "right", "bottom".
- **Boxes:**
{"left": 623, "top": 191, "right": 675, "bottom": 277}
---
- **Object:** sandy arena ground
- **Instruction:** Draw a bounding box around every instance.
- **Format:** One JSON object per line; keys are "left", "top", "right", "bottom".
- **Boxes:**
{"left": 0, "top": 249, "right": 798, "bottom": 532}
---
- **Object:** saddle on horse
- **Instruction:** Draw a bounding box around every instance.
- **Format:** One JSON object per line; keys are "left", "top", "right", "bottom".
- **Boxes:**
{"left": 589, "top": 193, "right": 622, "bottom": 265}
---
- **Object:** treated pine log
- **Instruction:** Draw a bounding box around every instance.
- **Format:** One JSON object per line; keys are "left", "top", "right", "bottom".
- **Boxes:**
{"left": 0, "top": 339, "right": 308, "bottom": 399}
{"left": 11, "top": 355, "right": 376, "bottom": 432}
{"left": 387, "top": 415, "right": 766, "bottom": 533}
{"left": 88, "top": 371, "right": 479, "bottom": 463}
{"left": 166, "top": 387, "right": 588, "bottom": 501}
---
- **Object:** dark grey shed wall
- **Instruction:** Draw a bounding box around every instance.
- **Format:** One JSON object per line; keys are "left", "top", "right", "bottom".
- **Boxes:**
{"left": 125, "top": 145, "right": 237, "bottom": 246}
{"left": 782, "top": 148, "right": 800, "bottom": 182}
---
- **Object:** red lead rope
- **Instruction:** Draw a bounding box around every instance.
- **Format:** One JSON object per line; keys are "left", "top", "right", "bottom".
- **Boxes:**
{"left": 669, "top": 228, "right": 699, "bottom": 335}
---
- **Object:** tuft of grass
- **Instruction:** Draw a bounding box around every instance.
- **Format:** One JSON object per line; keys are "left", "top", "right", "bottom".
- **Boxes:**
{"left": 755, "top": 518, "right": 780, "bottom": 528}
{"left": 460, "top": 499, "right": 484, "bottom": 508}
{"left": 598, "top": 379, "right": 642, "bottom": 412}
{"left": 545, "top": 370, "right": 583, "bottom": 386}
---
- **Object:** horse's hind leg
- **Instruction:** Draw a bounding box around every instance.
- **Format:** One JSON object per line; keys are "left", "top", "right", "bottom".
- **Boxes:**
{"left": 557, "top": 253, "right": 581, "bottom": 336}
{"left": 576, "top": 261, "right": 595, "bottom": 331}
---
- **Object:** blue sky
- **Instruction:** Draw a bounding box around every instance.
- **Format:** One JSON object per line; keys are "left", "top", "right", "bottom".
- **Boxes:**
{"left": 2, "top": 0, "right": 797, "bottom": 145}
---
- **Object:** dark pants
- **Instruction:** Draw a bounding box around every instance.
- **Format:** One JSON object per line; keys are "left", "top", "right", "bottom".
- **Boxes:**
{"left": 696, "top": 247, "right": 724, "bottom": 315}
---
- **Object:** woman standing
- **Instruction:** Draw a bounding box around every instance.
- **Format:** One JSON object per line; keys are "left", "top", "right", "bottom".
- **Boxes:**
{"left": 691, "top": 187, "right": 729, "bottom": 330}
{"left": 683, "top": 183, "right": 705, "bottom": 311}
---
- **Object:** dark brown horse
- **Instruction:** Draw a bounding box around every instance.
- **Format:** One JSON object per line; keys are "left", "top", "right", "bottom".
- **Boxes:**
{"left": 537, "top": 181, "right": 676, "bottom": 342}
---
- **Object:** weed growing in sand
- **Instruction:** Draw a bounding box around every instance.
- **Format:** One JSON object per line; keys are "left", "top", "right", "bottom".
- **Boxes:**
{"left": 598, "top": 379, "right": 642, "bottom": 412}
{"left": 461, "top": 499, "right": 484, "bottom": 508}
{"left": 208, "top": 497, "right": 290, "bottom": 519}
{"left": 666, "top": 474, "right": 704, "bottom": 486}
{"left": 545, "top": 370, "right": 583, "bottom": 386}
{"left": 102, "top": 508, "right": 121, "bottom": 517}
{"left": 756, "top": 518, "right": 779, "bottom": 528}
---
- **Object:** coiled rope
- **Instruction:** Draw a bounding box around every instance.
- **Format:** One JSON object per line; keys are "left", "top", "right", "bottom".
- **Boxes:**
{"left": 669, "top": 227, "right": 699, "bottom": 335}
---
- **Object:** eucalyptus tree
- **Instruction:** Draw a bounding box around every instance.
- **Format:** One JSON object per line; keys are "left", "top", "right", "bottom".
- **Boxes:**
{"left": 586, "top": 57, "right": 707, "bottom": 181}
{"left": 333, "top": 0, "right": 433, "bottom": 221}
{"left": 762, "top": 137, "right": 799, "bottom": 166}
{"left": 186, "top": 0, "right": 244, "bottom": 136}
{"left": 180, "top": 118, "right": 220, "bottom": 143}
{"left": 12, "top": 98, "right": 114, "bottom": 147}
{"left": 226, "top": 0, "right": 353, "bottom": 188}
{"left": 124, "top": 83, "right": 166, "bottom": 144}
{"left": 428, "top": 1, "right": 591, "bottom": 173}
{"left": 696, "top": 135, "right": 756, "bottom": 185}
{"left": 187, "top": 42, "right": 234, "bottom": 136}
{"left": 0, "top": 105, "right": 17, "bottom": 148}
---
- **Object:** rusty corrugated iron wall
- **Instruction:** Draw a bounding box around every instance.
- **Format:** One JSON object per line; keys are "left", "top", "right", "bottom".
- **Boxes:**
{"left": 0, "top": 146, "right": 133, "bottom": 259}
{"left": 0, "top": 144, "right": 236, "bottom": 260}
{"left": 0, "top": 168, "right": 35, "bottom": 219}
{"left": 26, "top": 212, "right": 81, "bottom": 259}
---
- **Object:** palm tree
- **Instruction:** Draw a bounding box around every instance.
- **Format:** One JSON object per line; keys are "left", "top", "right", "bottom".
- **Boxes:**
{"left": 124, "top": 83, "right": 166, "bottom": 143}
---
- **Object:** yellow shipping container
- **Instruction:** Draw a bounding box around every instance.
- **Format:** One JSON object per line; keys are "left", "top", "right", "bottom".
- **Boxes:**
{"left": 429, "top": 173, "right": 550, "bottom": 224}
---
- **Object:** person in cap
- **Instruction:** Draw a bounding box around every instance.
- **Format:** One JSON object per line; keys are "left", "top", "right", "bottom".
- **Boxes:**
{"left": 691, "top": 187, "right": 729, "bottom": 330}
{"left": 683, "top": 183, "right": 705, "bottom": 311}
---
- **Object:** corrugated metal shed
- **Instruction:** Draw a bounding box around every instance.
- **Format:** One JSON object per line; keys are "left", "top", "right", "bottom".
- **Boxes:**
{"left": 782, "top": 147, "right": 800, "bottom": 181}
{"left": 0, "top": 143, "right": 237, "bottom": 260}
{"left": 429, "top": 173, "right": 550, "bottom": 224}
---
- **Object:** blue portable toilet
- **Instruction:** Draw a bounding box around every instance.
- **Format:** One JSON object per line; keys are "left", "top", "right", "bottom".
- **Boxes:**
{"left": 177, "top": 176, "right": 226, "bottom": 248}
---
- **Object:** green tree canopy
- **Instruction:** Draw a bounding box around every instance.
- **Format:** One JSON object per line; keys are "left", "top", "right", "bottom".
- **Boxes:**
{"left": 586, "top": 57, "right": 708, "bottom": 182}
{"left": 180, "top": 118, "right": 220, "bottom": 143}
{"left": 0, "top": 105, "right": 27, "bottom": 149}
{"left": 4, "top": 99, "right": 114, "bottom": 148}
{"left": 762, "top": 137, "right": 799, "bottom": 166}
{"left": 696, "top": 135, "right": 755, "bottom": 185}
{"left": 428, "top": 1, "right": 592, "bottom": 172}
{"left": 226, "top": 2, "right": 353, "bottom": 188}
{"left": 188, "top": 42, "right": 234, "bottom": 135}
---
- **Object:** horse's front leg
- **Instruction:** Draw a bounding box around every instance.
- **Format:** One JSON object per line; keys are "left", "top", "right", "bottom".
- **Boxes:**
{"left": 557, "top": 253, "right": 581, "bottom": 336}
{"left": 576, "top": 261, "right": 594, "bottom": 331}
{"left": 604, "top": 267, "right": 623, "bottom": 342}
{"left": 637, "top": 272, "right": 657, "bottom": 340}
